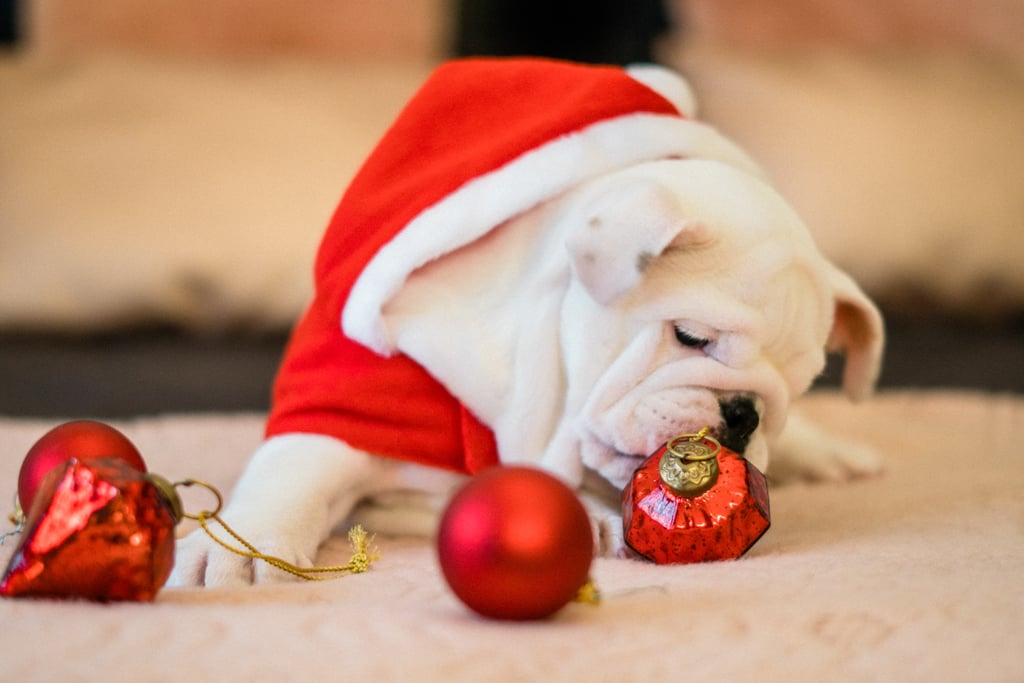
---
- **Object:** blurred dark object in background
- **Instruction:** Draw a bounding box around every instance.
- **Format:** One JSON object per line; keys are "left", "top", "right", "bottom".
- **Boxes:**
{"left": 453, "top": 0, "right": 670, "bottom": 65}
{"left": 1, "top": 316, "right": 1020, "bottom": 419}
{"left": 1, "top": 0, "right": 19, "bottom": 45}
{"left": 0, "top": 328, "right": 287, "bottom": 418}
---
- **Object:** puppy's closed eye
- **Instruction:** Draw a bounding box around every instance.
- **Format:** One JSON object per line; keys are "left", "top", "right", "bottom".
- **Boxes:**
{"left": 673, "top": 326, "right": 710, "bottom": 349}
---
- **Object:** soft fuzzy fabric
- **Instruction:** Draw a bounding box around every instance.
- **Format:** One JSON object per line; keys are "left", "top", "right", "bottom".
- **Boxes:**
{"left": 1, "top": 390, "right": 1021, "bottom": 681}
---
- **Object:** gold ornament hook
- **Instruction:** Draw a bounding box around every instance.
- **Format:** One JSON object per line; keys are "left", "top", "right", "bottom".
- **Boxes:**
{"left": 171, "top": 478, "right": 223, "bottom": 520}
{"left": 660, "top": 428, "right": 722, "bottom": 497}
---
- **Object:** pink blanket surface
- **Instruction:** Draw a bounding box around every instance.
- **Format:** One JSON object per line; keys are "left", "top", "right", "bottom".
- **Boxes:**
{"left": 1, "top": 390, "right": 1021, "bottom": 681}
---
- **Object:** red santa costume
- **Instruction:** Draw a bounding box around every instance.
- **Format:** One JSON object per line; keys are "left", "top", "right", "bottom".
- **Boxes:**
{"left": 264, "top": 57, "right": 753, "bottom": 476}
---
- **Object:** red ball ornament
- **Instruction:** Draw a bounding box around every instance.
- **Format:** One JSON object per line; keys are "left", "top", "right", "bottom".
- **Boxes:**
{"left": 18, "top": 421, "right": 146, "bottom": 514}
{"left": 437, "top": 466, "right": 593, "bottom": 620}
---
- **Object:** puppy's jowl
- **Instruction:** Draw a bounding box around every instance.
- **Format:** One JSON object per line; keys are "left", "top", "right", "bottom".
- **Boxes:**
{"left": 170, "top": 58, "right": 883, "bottom": 587}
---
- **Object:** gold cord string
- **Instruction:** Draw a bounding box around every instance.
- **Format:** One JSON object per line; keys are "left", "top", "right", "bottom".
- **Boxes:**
{"left": 174, "top": 479, "right": 379, "bottom": 581}
{"left": 196, "top": 514, "right": 378, "bottom": 580}
{"left": 1, "top": 496, "right": 25, "bottom": 546}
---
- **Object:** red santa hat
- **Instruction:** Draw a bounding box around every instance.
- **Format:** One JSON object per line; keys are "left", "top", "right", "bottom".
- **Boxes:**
{"left": 265, "top": 58, "right": 755, "bottom": 474}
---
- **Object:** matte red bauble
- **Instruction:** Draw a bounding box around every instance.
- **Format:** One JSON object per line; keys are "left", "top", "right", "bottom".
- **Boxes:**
{"left": 437, "top": 466, "right": 593, "bottom": 620}
{"left": 17, "top": 420, "right": 146, "bottom": 513}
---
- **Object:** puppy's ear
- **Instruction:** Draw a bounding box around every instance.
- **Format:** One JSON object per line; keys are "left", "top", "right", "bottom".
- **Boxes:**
{"left": 826, "top": 263, "right": 885, "bottom": 402}
{"left": 566, "top": 176, "right": 704, "bottom": 305}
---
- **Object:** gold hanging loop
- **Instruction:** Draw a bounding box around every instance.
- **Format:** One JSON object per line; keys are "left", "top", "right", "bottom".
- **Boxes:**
{"left": 172, "top": 478, "right": 223, "bottom": 520}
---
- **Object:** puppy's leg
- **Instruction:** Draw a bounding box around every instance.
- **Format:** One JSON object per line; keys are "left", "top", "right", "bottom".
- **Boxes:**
{"left": 169, "top": 434, "right": 379, "bottom": 587}
{"left": 348, "top": 464, "right": 469, "bottom": 537}
{"left": 579, "top": 468, "right": 629, "bottom": 558}
{"left": 769, "top": 412, "right": 883, "bottom": 483}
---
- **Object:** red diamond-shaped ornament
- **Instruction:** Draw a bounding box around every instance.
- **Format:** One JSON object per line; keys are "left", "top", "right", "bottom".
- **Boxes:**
{"left": 1, "top": 457, "right": 179, "bottom": 601}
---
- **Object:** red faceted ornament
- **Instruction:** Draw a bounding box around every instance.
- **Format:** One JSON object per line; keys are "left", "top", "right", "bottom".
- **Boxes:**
{"left": 437, "top": 466, "right": 593, "bottom": 620}
{"left": 1, "top": 457, "right": 180, "bottom": 601}
{"left": 623, "top": 432, "right": 770, "bottom": 564}
{"left": 18, "top": 420, "right": 147, "bottom": 513}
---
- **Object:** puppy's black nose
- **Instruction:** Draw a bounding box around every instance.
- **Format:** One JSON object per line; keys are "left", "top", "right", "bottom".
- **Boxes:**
{"left": 719, "top": 396, "right": 760, "bottom": 453}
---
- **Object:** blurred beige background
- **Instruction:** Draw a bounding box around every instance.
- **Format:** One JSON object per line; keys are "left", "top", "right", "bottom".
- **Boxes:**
{"left": 2, "top": 0, "right": 1023, "bottom": 333}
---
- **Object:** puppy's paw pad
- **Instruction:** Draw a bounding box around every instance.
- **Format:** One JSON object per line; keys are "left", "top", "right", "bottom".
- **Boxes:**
{"left": 829, "top": 440, "right": 883, "bottom": 479}
{"left": 770, "top": 430, "right": 883, "bottom": 484}
{"left": 248, "top": 541, "right": 316, "bottom": 584}
{"left": 166, "top": 532, "right": 210, "bottom": 588}
{"left": 168, "top": 527, "right": 314, "bottom": 587}
{"left": 584, "top": 507, "right": 626, "bottom": 558}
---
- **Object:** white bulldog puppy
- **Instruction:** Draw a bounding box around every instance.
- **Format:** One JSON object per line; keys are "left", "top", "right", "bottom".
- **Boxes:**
{"left": 169, "top": 60, "right": 883, "bottom": 587}
{"left": 170, "top": 158, "right": 882, "bottom": 586}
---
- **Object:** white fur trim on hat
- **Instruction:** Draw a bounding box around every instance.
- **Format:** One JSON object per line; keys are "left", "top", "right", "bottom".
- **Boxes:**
{"left": 343, "top": 107, "right": 763, "bottom": 356}
{"left": 626, "top": 64, "right": 698, "bottom": 118}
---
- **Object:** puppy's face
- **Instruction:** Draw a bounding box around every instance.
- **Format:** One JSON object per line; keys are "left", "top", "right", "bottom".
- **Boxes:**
{"left": 561, "top": 159, "right": 882, "bottom": 487}
{"left": 380, "top": 158, "right": 882, "bottom": 490}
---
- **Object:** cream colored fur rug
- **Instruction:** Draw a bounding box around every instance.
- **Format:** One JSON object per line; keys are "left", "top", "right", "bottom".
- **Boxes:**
{"left": 1, "top": 390, "right": 1021, "bottom": 681}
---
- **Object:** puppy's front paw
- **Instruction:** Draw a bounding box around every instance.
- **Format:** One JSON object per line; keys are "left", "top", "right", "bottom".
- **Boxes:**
{"left": 167, "top": 522, "right": 316, "bottom": 588}
{"left": 166, "top": 433, "right": 376, "bottom": 588}
{"left": 167, "top": 526, "right": 253, "bottom": 588}
{"left": 577, "top": 491, "right": 628, "bottom": 558}
{"left": 770, "top": 414, "right": 883, "bottom": 484}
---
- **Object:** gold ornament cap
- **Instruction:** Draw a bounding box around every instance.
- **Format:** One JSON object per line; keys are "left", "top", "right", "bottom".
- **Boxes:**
{"left": 145, "top": 473, "right": 185, "bottom": 524}
{"left": 658, "top": 430, "right": 722, "bottom": 497}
